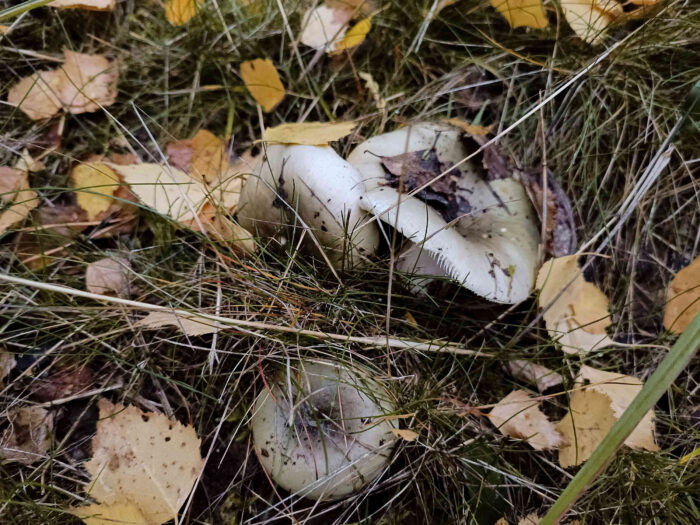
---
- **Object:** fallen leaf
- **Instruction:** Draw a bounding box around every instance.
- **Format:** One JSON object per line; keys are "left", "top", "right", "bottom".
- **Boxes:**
{"left": 536, "top": 255, "right": 614, "bottom": 354}
{"left": 107, "top": 163, "right": 209, "bottom": 224}
{"left": 359, "top": 71, "right": 386, "bottom": 112}
{"left": 0, "top": 406, "right": 54, "bottom": 465}
{"left": 390, "top": 428, "right": 419, "bottom": 441}
{"left": 262, "top": 121, "right": 356, "bottom": 145}
{"left": 30, "top": 366, "right": 93, "bottom": 402}
{"left": 330, "top": 16, "right": 372, "bottom": 54}
{"left": 7, "top": 50, "right": 118, "bottom": 120}
{"left": 136, "top": 311, "right": 219, "bottom": 336}
{"left": 196, "top": 213, "right": 256, "bottom": 253}
{"left": 71, "top": 162, "right": 121, "bottom": 221}
{"left": 72, "top": 502, "right": 149, "bottom": 525}
{"left": 556, "top": 365, "right": 658, "bottom": 468}
{"left": 518, "top": 514, "right": 541, "bottom": 525}
{"left": 0, "top": 25, "right": 9, "bottom": 35}
{"left": 505, "top": 360, "right": 563, "bottom": 393}
{"left": 520, "top": 168, "right": 577, "bottom": 258}
{"left": 490, "top": 0, "right": 549, "bottom": 29}
{"left": 50, "top": 0, "right": 115, "bottom": 10}
{"left": 663, "top": 256, "right": 700, "bottom": 333}
{"left": 166, "top": 139, "right": 192, "bottom": 173}
{"left": 446, "top": 117, "right": 495, "bottom": 136}
{"left": 0, "top": 166, "right": 39, "bottom": 235}
{"left": 240, "top": 58, "right": 285, "bottom": 112}
{"left": 191, "top": 129, "right": 228, "bottom": 184}
{"left": 15, "top": 149, "right": 45, "bottom": 173}
{"left": 489, "top": 390, "right": 561, "bottom": 450}
{"left": 165, "top": 0, "right": 204, "bottom": 26}
{"left": 74, "top": 399, "right": 204, "bottom": 525}
{"left": 299, "top": 5, "right": 351, "bottom": 50}
{"left": 560, "top": 0, "right": 623, "bottom": 45}
{"left": 0, "top": 349, "right": 16, "bottom": 386}
{"left": 85, "top": 256, "right": 132, "bottom": 296}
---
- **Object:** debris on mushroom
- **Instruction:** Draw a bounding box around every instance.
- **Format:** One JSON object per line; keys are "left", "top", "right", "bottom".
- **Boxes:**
{"left": 250, "top": 359, "right": 397, "bottom": 501}
{"left": 236, "top": 145, "right": 379, "bottom": 268}
{"left": 347, "top": 122, "right": 540, "bottom": 303}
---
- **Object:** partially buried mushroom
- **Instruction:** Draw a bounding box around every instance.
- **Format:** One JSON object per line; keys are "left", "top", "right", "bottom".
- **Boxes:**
{"left": 347, "top": 122, "right": 540, "bottom": 303}
{"left": 236, "top": 145, "right": 379, "bottom": 268}
{"left": 250, "top": 359, "right": 397, "bottom": 501}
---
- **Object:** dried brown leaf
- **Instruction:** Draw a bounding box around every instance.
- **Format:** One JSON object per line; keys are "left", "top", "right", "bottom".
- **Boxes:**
{"left": 85, "top": 256, "right": 132, "bottom": 296}
{"left": 0, "top": 406, "right": 54, "bottom": 465}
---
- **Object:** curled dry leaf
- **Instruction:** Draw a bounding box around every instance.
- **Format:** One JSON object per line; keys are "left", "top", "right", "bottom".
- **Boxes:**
{"left": 505, "top": 359, "right": 563, "bottom": 393}
{"left": 50, "top": 0, "right": 115, "bottom": 9}
{"left": 135, "top": 311, "right": 219, "bottom": 336}
{"left": 7, "top": 50, "right": 118, "bottom": 120}
{"left": 536, "top": 255, "right": 614, "bottom": 354}
{"left": 489, "top": 390, "right": 562, "bottom": 451}
{"left": 73, "top": 399, "right": 204, "bottom": 525}
{"left": 390, "top": 428, "right": 419, "bottom": 442}
{"left": 445, "top": 117, "right": 494, "bottom": 137}
{"left": 0, "top": 166, "right": 39, "bottom": 235}
{"left": 165, "top": 0, "right": 204, "bottom": 26}
{"left": 240, "top": 58, "right": 285, "bottom": 112}
{"left": 263, "top": 121, "right": 356, "bottom": 145}
{"left": 299, "top": 5, "right": 351, "bottom": 50}
{"left": 520, "top": 168, "right": 577, "bottom": 258}
{"left": 556, "top": 365, "right": 659, "bottom": 468}
{"left": 0, "top": 406, "right": 54, "bottom": 465}
{"left": 490, "top": 0, "right": 549, "bottom": 29}
{"left": 71, "top": 163, "right": 121, "bottom": 221}
{"left": 85, "top": 256, "right": 132, "bottom": 296}
{"left": 663, "top": 255, "right": 700, "bottom": 334}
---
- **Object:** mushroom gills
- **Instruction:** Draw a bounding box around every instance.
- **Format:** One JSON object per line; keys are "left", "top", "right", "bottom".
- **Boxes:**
{"left": 251, "top": 360, "right": 397, "bottom": 501}
{"left": 236, "top": 144, "right": 379, "bottom": 268}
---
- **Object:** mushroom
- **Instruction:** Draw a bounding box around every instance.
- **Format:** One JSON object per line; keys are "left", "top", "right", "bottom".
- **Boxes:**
{"left": 347, "top": 122, "right": 540, "bottom": 303}
{"left": 250, "top": 359, "right": 397, "bottom": 501}
{"left": 236, "top": 145, "right": 379, "bottom": 268}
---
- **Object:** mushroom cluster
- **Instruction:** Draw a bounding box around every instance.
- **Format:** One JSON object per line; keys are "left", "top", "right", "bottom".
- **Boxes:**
{"left": 245, "top": 120, "right": 543, "bottom": 501}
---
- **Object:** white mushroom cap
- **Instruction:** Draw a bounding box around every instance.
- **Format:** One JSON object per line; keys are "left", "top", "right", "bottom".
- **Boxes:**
{"left": 237, "top": 145, "right": 378, "bottom": 268}
{"left": 250, "top": 359, "right": 397, "bottom": 501}
{"left": 347, "top": 122, "right": 539, "bottom": 303}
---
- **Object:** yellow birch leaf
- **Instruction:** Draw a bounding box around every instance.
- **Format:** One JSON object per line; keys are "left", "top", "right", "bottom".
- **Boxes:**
{"left": 490, "top": 0, "right": 549, "bottom": 29}
{"left": 240, "top": 58, "right": 285, "bottom": 112}
{"left": 536, "top": 255, "right": 614, "bottom": 354}
{"left": 191, "top": 129, "right": 227, "bottom": 184}
{"left": 489, "top": 390, "right": 562, "bottom": 450}
{"left": 560, "top": 0, "right": 623, "bottom": 45}
{"left": 7, "top": 71, "right": 64, "bottom": 120}
{"left": 71, "top": 502, "right": 149, "bottom": 525}
{"left": 136, "top": 311, "right": 219, "bottom": 336}
{"left": 262, "top": 121, "right": 356, "bottom": 145}
{"left": 0, "top": 167, "right": 39, "bottom": 234}
{"left": 330, "top": 16, "right": 372, "bottom": 54}
{"left": 663, "top": 255, "right": 700, "bottom": 334}
{"left": 50, "top": 0, "right": 115, "bottom": 10}
{"left": 390, "top": 428, "right": 419, "bottom": 441}
{"left": 71, "top": 162, "right": 121, "bottom": 221}
{"left": 165, "top": 0, "right": 204, "bottom": 26}
{"left": 78, "top": 399, "right": 204, "bottom": 525}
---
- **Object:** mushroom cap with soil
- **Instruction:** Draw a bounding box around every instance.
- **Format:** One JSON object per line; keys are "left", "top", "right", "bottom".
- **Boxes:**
{"left": 347, "top": 122, "right": 540, "bottom": 303}
{"left": 250, "top": 359, "right": 397, "bottom": 501}
{"left": 236, "top": 145, "right": 379, "bottom": 268}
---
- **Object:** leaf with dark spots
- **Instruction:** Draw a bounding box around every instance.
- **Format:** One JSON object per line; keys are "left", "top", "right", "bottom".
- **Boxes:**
{"left": 521, "top": 168, "right": 577, "bottom": 257}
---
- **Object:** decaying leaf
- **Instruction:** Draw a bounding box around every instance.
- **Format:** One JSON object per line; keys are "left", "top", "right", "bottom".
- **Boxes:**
{"left": 50, "top": 0, "right": 115, "bottom": 10}
{"left": 505, "top": 360, "right": 563, "bottom": 393}
{"left": 390, "top": 428, "right": 419, "bottom": 442}
{"left": 0, "top": 406, "right": 54, "bottom": 465}
{"left": 560, "top": 0, "right": 622, "bottom": 45}
{"left": 0, "top": 166, "right": 39, "bottom": 235}
{"left": 85, "top": 256, "right": 132, "bottom": 296}
{"left": 330, "top": 16, "right": 372, "bottom": 54}
{"left": 536, "top": 255, "right": 614, "bottom": 354}
{"left": 299, "top": 5, "right": 351, "bottom": 50}
{"left": 7, "top": 50, "right": 118, "bottom": 120}
{"left": 490, "top": 0, "right": 549, "bottom": 30}
{"left": 0, "top": 349, "right": 16, "bottom": 386}
{"left": 556, "top": 365, "right": 658, "bottom": 468}
{"left": 74, "top": 399, "right": 204, "bottom": 525}
{"left": 165, "top": 0, "right": 204, "bottom": 26}
{"left": 240, "top": 58, "right": 285, "bottom": 112}
{"left": 445, "top": 117, "right": 494, "bottom": 137}
{"left": 489, "top": 390, "right": 561, "bottom": 450}
{"left": 663, "top": 255, "right": 700, "bottom": 334}
{"left": 262, "top": 121, "right": 356, "bottom": 145}
{"left": 71, "top": 163, "right": 121, "bottom": 221}
{"left": 520, "top": 168, "right": 577, "bottom": 258}
{"left": 136, "top": 311, "right": 219, "bottom": 336}
{"left": 30, "top": 366, "right": 93, "bottom": 402}
{"left": 107, "top": 163, "right": 209, "bottom": 224}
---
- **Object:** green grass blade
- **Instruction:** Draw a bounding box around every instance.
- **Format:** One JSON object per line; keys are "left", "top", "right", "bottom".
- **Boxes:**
{"left": 541, "top": 311, "right": 700, "bottom": 524}
{"left": 0, "top": 0, "right": 53, "bottom": 22}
